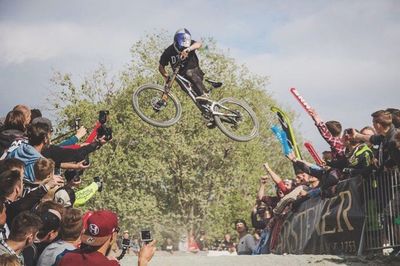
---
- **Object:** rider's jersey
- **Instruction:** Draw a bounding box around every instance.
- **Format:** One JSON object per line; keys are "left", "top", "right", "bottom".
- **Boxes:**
{"left": 159, "top": 40, "right": 199, "bottom": 73}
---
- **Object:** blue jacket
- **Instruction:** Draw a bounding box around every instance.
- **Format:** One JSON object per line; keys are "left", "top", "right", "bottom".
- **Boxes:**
{"left": 6, "top": 143, "right": 43, "bottom": 182}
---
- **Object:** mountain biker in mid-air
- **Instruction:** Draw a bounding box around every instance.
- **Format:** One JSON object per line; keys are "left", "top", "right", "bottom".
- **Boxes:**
{"left": 158, "top": 28, "right": 209, "bottom": 104}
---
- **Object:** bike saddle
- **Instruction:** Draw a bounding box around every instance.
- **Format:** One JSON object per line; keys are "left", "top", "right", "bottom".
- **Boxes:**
{"left": 205, "top": 79, "right": 223, "bottom": 88}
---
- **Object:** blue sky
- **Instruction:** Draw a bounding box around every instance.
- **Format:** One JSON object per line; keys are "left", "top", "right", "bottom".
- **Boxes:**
{"left": 1, "top": 0, "right": 399, "bottom": 153}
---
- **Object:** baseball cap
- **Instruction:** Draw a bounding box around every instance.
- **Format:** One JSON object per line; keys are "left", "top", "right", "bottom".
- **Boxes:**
{"left": 31, "top": 117, "right": 53, "bottom": 132}
{"left": 81, "top": 210, "right": 119, "bottom": 246}
{"left": 54, "top": 187, "right": 76, "bottom": 208}
{"left": 234, "top": 219, "right": 247, "bottom": 229}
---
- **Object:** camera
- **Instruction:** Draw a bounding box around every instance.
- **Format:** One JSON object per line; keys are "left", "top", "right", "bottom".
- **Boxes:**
{"left": 140, "top": 230, "right": 152, "bottom": 245}
{"left": 122, "top": 238, "right": 131, "bottom": 250}
{"left": 64, "top": 169, "right": 83, "bottom": 183}
{"left": 97, "top": 110, "right": 112, "bottom": 141}
{"left": 74, "top": 117, "right": 81, "bottom": 131}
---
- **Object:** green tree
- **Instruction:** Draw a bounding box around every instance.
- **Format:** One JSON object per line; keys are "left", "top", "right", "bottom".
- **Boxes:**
{"left": 48, "top": 31, "right": 298, "bottom": 242}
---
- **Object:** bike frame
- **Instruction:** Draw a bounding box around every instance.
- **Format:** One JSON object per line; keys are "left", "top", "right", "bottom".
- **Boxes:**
{"left": 164, "top": 65, "right": 239, "bottom": 119}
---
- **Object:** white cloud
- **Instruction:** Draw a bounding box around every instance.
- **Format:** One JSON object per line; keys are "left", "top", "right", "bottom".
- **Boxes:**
{"left": 0, "top": 22, "right": 137, "bottom": 65}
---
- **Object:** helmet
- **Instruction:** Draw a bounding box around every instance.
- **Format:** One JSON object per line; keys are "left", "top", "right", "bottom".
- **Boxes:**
{"left": 173, "top": 28, "right": 191, "bottom": 52}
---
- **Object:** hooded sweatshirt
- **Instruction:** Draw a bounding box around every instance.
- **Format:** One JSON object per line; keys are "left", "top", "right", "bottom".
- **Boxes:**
{"left": 6, "top": 142, "right": 42, "bottom": 181}
{"left": 37, "top": 240, "right": 75, "bottom": 266}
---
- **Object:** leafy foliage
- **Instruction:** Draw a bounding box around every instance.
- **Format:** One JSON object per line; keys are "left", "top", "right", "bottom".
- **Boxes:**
{"left": 48, "top": 31, "right": 299, "bottom": 242}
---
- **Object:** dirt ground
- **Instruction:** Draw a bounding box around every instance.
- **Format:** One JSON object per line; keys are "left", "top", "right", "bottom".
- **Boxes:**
{"left": 118, "top": 251, "right": 400, "bottom": 266}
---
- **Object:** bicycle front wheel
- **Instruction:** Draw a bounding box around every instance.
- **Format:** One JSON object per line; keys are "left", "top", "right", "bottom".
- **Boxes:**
{"left": 132, "top": 84, "right": 182, "bottom": 127}
{"left": 213, "top": 97, "right": 259, "bottom": 142}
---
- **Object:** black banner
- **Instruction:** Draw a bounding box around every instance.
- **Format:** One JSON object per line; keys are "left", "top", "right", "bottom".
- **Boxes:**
{"left": 272, "top": 177, "right": 365, "bottom": 255}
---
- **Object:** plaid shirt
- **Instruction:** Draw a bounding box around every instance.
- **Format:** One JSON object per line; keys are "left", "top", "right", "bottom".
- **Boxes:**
{"left": 316, "top": 121, "right": 345, "bottom": 159}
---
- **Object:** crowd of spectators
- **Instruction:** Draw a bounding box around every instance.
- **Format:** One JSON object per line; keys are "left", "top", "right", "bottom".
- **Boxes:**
{"left": 234, "top": 108, "right": 400, "bottom": 255}
{"left": 1, "top": 103, "right": 398, "bottom": 263}
{"left": 0, "top": 105, "right": 156, "bottom": 266}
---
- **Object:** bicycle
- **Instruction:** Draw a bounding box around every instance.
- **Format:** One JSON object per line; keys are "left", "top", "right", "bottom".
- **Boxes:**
{"left": 132, "top": 59, "right": 259, "bottom": 142}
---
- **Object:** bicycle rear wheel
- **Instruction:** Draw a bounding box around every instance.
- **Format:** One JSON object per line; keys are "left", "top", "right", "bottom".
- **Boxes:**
{"left": 132, "top": 84, "right": 182, "bottom": 127}
{"left": 213, "top": 97, "right": 259, "bottom": 142}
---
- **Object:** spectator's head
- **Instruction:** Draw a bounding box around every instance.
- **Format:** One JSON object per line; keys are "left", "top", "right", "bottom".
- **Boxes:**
{"left": 4, "top": 110, "right": 26, "bottom": 132}
{"left": 325, "top": 121, "right": 342, "bottom": 137}
{"left": 30, "top": 109, "right": 42, "bottom": 122}
{"left": 60, "top": 208, "right": 83, "bottom": 242}
{"left": 234, "top": 219, "right": 248, "bottom": 234}
{"left": 0, "top": 170, "right": 23, "bottom": 202}
{"left": 360, "top": 126, "right": 376, "bottom": 136}
{"left": 0, "top": 254, "right": 20, "bottom": 266}
{"left": 34, "top": 158, "right": 55, "bottom": 182}
{"left": 386, "top": 108, "right": 400, "bottom": 128}
{"left": 54, "top": 186, "right": 76, "bottom": 208}
{"left": 36, "top": 200, "right": 65, "bottom": 218}
{"left": 224, "top": 234, "right": 231, "bottom": 241}
{"left": 0, "top": 158, "right": 24, "bottom": 177}
{"left": 27, "top": 121, "right": 51, "bottom": 148}
{"left": 371, "top": 110, "right": 392, "bottom": 135}
{"left": 12, "top": 105, "right": 31, "bottom": 129}
{"left": 8, "top": 211, "right": 42, "bottom": 248}
{"left": 80, "top": 210, "right": 119, "bottom": 256}
{"left": 123, "top": 230, "right": 129, "bottom": 239}
{"left": 283, "top": 179, "right": 294, "bottom": 191}
{"left": 37, "top": 201, "right": 64, "bottom": 243}
{"left": 0, "top": 198, "right": 6, "bottom": 227}
{"left": 322, "top": 151, "right": 332, "bottom": 162}
{"left": 342, "top": 128, "right": 360, "bottom": 147}
{"left": 36, "top": 207, "right": 63, "bottom": 243}
{"left": 294, "top": 166, "right": 310, "bottom": 185}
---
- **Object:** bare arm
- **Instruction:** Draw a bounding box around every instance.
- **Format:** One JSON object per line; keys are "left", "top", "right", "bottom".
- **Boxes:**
{"left": 351, "top": 129, "right": 372, "bottom": 143}
{"left": 263, "top": 163, "right": 282, "bottom": 185}
{"left": 60, "top": 160, "right": 90, "bottom": 170}
{"left": 158, "top": 64, "right": 168, "bottom": 81}
{"left": 257, "top": 176, "right": 268, "bottom": 201}
{"left": 180, "top": 41, "right": 202, "bottom": 59}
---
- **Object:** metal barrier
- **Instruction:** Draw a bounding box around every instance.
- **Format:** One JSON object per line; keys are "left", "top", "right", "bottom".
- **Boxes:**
{"left": 363, "top": 168, "right": 400, "bottom": 253}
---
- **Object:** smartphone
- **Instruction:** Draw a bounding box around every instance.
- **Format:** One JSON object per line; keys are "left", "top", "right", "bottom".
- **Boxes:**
{"left": 140, "top": 230, "right": 152, "bottom": 245}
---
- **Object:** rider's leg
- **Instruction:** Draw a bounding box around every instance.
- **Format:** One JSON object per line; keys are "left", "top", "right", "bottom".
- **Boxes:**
{"left": 184, "top": 67, "right": 207, "bottom": 97}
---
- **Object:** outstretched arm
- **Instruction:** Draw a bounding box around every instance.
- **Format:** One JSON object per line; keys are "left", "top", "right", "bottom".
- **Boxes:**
{"left": 263, "top": 163, "right": 282, "bottom": 185}
{"left": 257, "top": 176, "right": 268, "bottom": 201}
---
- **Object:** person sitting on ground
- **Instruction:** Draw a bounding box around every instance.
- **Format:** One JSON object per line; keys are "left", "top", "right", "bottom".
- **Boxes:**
{"left": 235, "top": 219, "right": 256, "bottom": 255}
{"left": 350, "top": 110, "right": 400, "bottom": 169}
{"left": 0, "top": 211, "right": 42, "bottom": 266}
{"left": 309, "top": 109, "right": 345, "bottom": 163}
{"left": 38, "top": 208, "right": 82, "bottom": 266}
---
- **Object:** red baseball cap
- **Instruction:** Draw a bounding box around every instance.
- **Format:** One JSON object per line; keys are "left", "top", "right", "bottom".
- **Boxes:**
{"left": 81, "top": 210, "right": 119, "bottom": 246}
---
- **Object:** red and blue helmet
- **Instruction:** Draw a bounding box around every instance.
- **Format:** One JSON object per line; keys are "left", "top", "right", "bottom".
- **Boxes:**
{"left": 173, "top": 28, "right": 191, "bottom": 52}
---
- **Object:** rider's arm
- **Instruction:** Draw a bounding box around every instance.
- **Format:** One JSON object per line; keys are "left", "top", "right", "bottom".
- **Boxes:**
{"left": 186, "top": 41, "right": 202, "bottom": 52}
{"left": 158, "top": 64, "right": 168, "bottom": 81}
